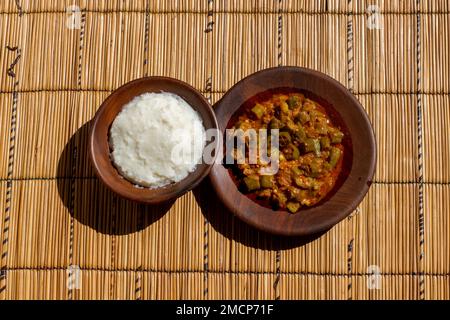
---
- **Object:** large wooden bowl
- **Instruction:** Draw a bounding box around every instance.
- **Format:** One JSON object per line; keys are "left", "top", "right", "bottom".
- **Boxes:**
{"left": 89, "top": 77, "right": 218, "bottom": 204}
{"left": 210, "top": 67, "right": 376, "bottom": 236}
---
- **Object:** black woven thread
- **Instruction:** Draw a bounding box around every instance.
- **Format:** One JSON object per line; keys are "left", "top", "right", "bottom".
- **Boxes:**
{"left": 0, "top": 45, "right": 21, "bottom": 296}
{"left": 76, "top": 10, "right": 86, "bottom": 88}
{"left": 347, "top": 239, "right": 354, "bottom": 299}
{"left": 1, "top": 88, "right": 449, "bottom": 95}
{"left": 1, "top": 176, "right": 448, "bottom": 186}
{"left": 1, "top": 177, "right": 449, "bottom": 185}
{"left": 203, "top": 0, "right": 214, "bottom": 300}
{"left": 134, "top": 2, "right": 150, "bottom": 299}
{"left": 346, "top": 0, "right": 355, "bottom": 300}
{"left": 346, "top": 10, "right": 354, "bottom": 93}
{"left": 273, "top": 0, "right": 283, "bottom": 301}
{"left": 67, "top": 146, "right": 77, "bottom": 300}
{"left": 110, "top": 196, "right": 117, "bottom": 299}
{"left": 0, "top": 10, "right": 449, "bottom": 15}
{"left": 68, "top": 9, "right": 86, "bottom": 300}
{"left": 1, "top": 266, "right": 449, "bottom": 277}
{"left": 0, "top": 176, "right": 97, "bottom": 181}
{"left": 135, "top": 204, "right": 145, "bottom": 300}
{"left": 14, "top": 0, "right": 23, "bottom": 16}
{"left": 416, "top": 0, "right": 425, "bottom": 300}
{"left": 203, "top": 217, "right": 209, "bottom": 298}
{"left": 143, "top": 2, "right": 150, "bottom": 76}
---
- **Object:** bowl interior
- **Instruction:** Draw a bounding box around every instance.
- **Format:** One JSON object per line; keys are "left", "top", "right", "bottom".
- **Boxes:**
{"left": 210, "top": 67, "right": 376, "bottom": 236}
{"left": 90, "top": 77, "right": 218, "bottom": 204}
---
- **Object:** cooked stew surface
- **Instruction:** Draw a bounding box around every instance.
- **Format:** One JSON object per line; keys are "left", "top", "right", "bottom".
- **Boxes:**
{"left": 227, "top": 90, "right": 347, "bottom": 214}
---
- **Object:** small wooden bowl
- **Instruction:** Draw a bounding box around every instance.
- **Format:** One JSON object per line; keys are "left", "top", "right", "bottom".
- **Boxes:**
{"left": 89, "top": 77, "right": 218, "bottom": 204}
{"left": 210, "top": 67, "right": 376, "bottom": 236}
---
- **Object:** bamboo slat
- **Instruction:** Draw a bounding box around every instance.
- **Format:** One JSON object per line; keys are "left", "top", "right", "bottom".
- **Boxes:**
{"left": 420, "top": 1, "right": 450, "bottom": 13}
{"left": 282, "top": 0, "right": 419, "bottom": 13}
{"left": 113, "top": 270, "right": 136, "bottom": 300}
{"left": 1, "top": 270, "right": 67, "bottom": 300}
{"left": 81, "top": 12, "right": 145, "bottom": 90}
{"left": 196, "top": 179, "right": 279, "bottom": 273}
{"left": 16, "top": 13, "right": 79, "bottom": 91}
{"left": 145, "top": 1, "right": 209, "bottom": 13}
{"left": 357, "top": 94, "right": 418, "bottom": 182}
{"left": 281, "top": 0, "right": 349, "bottom": 13}
{"left": 208, "top": 273, "right": 275, "bottom": 300}
{"left": 282, "top": 14, "right": 348, "bottom": 86}
{"left": 0, "top": 1, "right": 17, "bottom": 13}
{"left": 350, "top": 275, "right": 369, "bottom": 300}
{"left": 421, "top": 14, "right": 449, "bottom": 93}
{"left": 424, "top": 276, "right": 450, "bottom": 300}
{"left": 7, "top": 180, "right": 71, "bottom": 268}
{"left": 145, "top": 13, "right": 208, "bottom": 92}
{"left": 11, "top": 91, "right": 109, "bottom": 179}
{"left": 2, "top": 1, "right": 450, "bottom": 15}
{"left": 212, "top": 13, "right": 278, "bottom": 92}
{"left": 137, "top": 191, "right": 205, "bottom": 271}
{"left": 72, "top": 179, "right": 206, "bottom": 271}
{"left": 0, "top": 0, "right": 147, "bottom": 13}
{"left": 72, "top": 179, "right": 131, "bottom": 270}
{"left": 0, "top": 94, "right": 11, "bottom": 179}
{"left": 350, "top": 0, "right": 417, "bottom": 13}
{"left": 279, "top": 274, "right": 347, "bottom": 300}
{"left": 0, "top": 181, "right": 5, "bottom": 271}
{"left": 353, "top": 13, "right": 417, "bottom": 93}
{"left": 14, "top": 92, "right": 74, "bottom": 178}
{"left": 210, "top": 92, "right": 223, "bottom": 105}
{"left": 214, "top": 210, "right": 278, "bottom": 273}
{"left": 141, "top": 271, "right": 204, "bottom": 300}
{"left": 422, "top": 95, "right": 450, "bottom": 182}
{"left": 2, "top": 270, "right": 445, "bottom": 300}
{"left": 423, "top": 185, "right": 450, "bottom": 274}
{"left": 279, "top": 217, "right": 350, "bottom": 274}
{"left": 352, "top": 184, "right": 419, "bottom": 274}
{"left": 75, "top": 269, "right": 112, "bottom": 300}
{"left": 215, "top": 0, "right": 278, "bottom": 13}
{"left": 351, "top": 275, "right": 420, "bottom": 300}
{"left": 71, "top": 92, "right": 110, "bottom": 177}
{"left": 0, "top": 14, "right": 21, "bottom": 92}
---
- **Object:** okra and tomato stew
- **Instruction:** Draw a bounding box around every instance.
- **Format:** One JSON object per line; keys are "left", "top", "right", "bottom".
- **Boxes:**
{"left": 227, "top": 89, "right": 349, "bottom": 214}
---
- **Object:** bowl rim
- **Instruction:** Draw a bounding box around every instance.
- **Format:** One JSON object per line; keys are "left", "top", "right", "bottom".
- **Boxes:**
{"left": 89, "top": 76, "right": 219, "bottom": 204}
{"left": 210, "top": 66, "right": 377, "bottom": 236}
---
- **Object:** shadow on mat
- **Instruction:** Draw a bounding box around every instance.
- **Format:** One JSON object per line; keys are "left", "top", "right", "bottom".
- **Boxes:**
{"left": 56, "top": 122, "right": 172, "bottom": 235}
{"left": 193, "top": 179, "right": 327, "bottom": 250}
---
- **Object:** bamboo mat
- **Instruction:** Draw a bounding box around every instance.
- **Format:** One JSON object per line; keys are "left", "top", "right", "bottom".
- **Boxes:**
{"left": 0, "top": 0, "right": 449, "bottom": 300}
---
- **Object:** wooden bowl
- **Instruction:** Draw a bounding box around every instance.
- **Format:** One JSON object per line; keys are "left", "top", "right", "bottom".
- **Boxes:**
{"left": 210, "top": 67, "right": 376, "bottom": 236}
{"left": 89, "top": 76, "right": 218, "bottom": 204}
